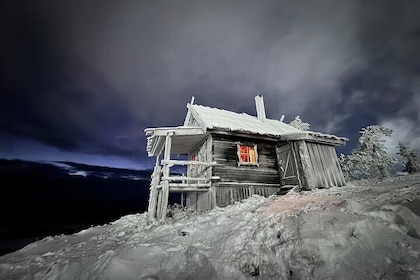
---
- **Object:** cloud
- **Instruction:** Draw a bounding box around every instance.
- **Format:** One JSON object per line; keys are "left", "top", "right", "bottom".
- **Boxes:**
{"left": 1, "top": 0, "right": 419, "bottom": 166}
{"left": 381, "top": 117, "right": 420, "bottom": 156}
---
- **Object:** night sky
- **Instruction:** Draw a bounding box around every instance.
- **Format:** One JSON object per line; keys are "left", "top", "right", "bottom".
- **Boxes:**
{"left": 1, "top": 0, "right": 419, "bottom": 170}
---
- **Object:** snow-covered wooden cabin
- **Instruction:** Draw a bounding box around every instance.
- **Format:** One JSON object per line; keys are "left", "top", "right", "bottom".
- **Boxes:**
{"left": 145, "top": 95, "right": 347, "bottom": 220}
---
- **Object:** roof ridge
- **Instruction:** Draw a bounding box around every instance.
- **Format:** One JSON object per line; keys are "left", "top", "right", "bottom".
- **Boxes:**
{"left": 190, "top": 103, "right": 279, "bottom": 122}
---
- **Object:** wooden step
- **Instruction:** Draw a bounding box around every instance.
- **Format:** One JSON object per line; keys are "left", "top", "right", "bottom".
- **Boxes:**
{"left": 276, "top": 185, "right": 297, "bottom": 195}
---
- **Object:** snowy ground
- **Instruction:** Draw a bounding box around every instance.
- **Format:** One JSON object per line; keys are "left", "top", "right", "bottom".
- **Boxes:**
{"left": 1, "top": 174, "right": 420, "bottom": 279}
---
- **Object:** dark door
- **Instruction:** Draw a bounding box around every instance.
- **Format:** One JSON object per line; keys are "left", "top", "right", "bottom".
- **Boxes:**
{"left": 276, "top": 143, "right": 298, "bottom": 185}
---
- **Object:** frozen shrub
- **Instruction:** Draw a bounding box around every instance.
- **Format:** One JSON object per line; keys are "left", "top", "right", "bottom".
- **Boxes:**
{"left": 339, "top": 125, "right": 397, "bottom": 179}
{"left": 397, "top": 142, "right": 420, "bottom": 174}
{"left": 289, "top": 116, "right": 310, "bottom": 131}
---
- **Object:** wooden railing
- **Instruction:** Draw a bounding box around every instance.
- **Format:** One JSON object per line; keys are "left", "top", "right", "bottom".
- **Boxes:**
{"left": 148, "top": 159, "right": 217, "bottom": 221}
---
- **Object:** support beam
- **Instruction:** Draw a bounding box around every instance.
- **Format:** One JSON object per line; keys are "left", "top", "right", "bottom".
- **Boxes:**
{"left": 147, "top": 165, "right": 161, "bottom": 221}
{"left": 183, "top": 96, "right": 195, "bottom": 126}
{"left": 159, "top": 131, "right": 174, "bottom": 221}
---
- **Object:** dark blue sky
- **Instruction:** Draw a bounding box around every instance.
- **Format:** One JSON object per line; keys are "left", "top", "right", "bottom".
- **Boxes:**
{"left": 1, "top": 0, "right": 419, "bottom": 169}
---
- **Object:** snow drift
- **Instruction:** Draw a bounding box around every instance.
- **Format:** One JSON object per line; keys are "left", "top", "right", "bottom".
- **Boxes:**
{"left": 1, "top": 174, "right": 420, "bottom": 279}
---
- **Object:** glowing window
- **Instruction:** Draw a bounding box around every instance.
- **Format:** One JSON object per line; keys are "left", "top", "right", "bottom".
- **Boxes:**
{"left": 237, "top": 144, "right": 258, "bottom": 165}
{"left": 190, "top": 154, "right": 196, "bottom": 169}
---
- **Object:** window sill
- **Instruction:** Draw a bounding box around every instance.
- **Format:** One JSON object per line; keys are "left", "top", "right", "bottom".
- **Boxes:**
{"left": 237, "top": 162, "right": 259, "bottom": 167}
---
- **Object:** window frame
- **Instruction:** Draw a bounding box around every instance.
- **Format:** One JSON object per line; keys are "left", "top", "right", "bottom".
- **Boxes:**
{"left": 190, "top": 153, "right": 196, "bottom": 170}
{"left": 236, "top": 143, "right": 259, "bottom": 166}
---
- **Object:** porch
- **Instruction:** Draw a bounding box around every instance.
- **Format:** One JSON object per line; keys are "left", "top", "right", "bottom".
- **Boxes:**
{"left": 145, "top": 126, "right": 218, "bottom": 221}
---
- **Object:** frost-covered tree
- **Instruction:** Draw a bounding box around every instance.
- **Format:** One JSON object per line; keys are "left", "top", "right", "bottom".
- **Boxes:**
{"left": 396, "top": 142, "right": 420, "bottom": 173}
{"left": 339, "top": 125, "right": 397, "bottom": 179}
{"left": 289, "top": 116, "right": 310, "bottom": 131}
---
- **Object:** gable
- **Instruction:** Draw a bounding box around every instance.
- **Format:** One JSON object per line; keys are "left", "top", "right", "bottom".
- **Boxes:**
{"left": 183, "top": 111, "right": 203, "bottom": 128}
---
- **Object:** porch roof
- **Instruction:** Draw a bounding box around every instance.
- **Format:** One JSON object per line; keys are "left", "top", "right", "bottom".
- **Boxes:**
{"left": 145, "top": 126, "right": 207, "bottom": 157}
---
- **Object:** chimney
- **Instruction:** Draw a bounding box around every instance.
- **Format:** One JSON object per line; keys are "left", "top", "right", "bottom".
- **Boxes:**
{"left": 255, "top": 95, "right": 266, "bottom": 121}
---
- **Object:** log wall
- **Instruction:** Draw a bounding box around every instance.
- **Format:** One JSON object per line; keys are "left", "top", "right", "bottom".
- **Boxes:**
{"left": 211, "top": 134, "right": 281, "bottom": 206}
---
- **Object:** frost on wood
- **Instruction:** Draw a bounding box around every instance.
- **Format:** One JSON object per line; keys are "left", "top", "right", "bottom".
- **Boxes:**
{"left": 340, "top": 125, "right": 397, "bottom": 179}
{"left": 289, "top": 116, "right": 310, "bottom": 131}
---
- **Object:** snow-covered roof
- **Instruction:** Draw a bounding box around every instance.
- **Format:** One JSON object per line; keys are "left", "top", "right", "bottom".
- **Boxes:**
{"left": 187, "top": 104, "right": 348, "bottom": 145}
{"left": 187, "top": 104, "right": 303, "bottom": 137}
{"left": 145, "top": 98, "right": 348, "bottom": 156}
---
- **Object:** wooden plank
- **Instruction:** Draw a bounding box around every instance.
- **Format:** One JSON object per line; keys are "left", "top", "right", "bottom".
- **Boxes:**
{"left": 215, "top": 182, "right": 281, "bottom": 187}
{"left": 322, "top": 145, "right": 334, "bottom": 187}
{"left": 196, "top": 191, "right": 209, "bottom": 211}
{"left": 329, "top": 146, "right": 346, "bottom": 186}
{"left": 313, "top": 143, "right": 329, "bottom": 187}
{"left": 325, "top": 145, "right": 343, "bottom": 187}
{"left": 281, "top": 133, "right": 347, "bottom": 146}
{"left": 213, "top": 165, "right": 281, "bottom": 184}
{"left": 277, "top": 142, "right": 299, "bottom": 185}
{"left": 295, "top": 141, "right": 315, "bottom": 190}
{"left": 169, "top": 182, "right": 211, "bottom": 188}
{"left": 145, "top": 126, "right": 204, "bottom": 136}
{"left": 309, "top": 142, "right": 324, "bottom": 188}
{"left": 183, "top": 96, "right": 195, "bottom": 126}
{"left": 323, "top": 145, "right": 338, "bottom": 187}
{"left": 170, "top": 187, "right": 208, "bottom": 191}
{"left": 161, "top": 159, "right": 217, "bottom": 166}
{"left": 162, "top": 176, "right": 220, "bottom": 181}
{"left": 306, "top": 143, "right": 318, "bottom": 187}
{"left": 212, "top": 134, "right": 279, "bottom": 170}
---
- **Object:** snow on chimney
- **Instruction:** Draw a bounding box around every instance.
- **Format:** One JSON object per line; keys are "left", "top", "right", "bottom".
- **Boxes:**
{"left": 255, "top": 95, "right": 267, "bottom": 121}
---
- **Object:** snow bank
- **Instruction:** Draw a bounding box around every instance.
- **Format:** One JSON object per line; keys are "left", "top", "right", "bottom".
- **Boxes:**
{"left": 1, "top": 174, "right": 420, "bottom": 279}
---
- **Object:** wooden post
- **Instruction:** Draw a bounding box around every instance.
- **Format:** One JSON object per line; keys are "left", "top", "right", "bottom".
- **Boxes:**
{"left": 147, "top": 165, "right": 161, "bottom": 221}
{"left": 296, "top": 141, "right": 316, "bottom": 190}
{"left": 159, "top": 131, "right": 174, "bottom": 221}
